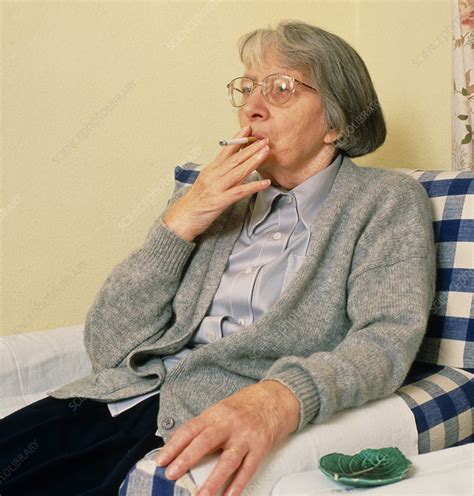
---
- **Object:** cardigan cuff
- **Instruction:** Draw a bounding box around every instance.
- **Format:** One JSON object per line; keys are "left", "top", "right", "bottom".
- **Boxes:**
{"left": 264, "top": 368, "right": 321, "bottom": 431}
{"left": 139, "top": 217, "right": 196, "bottom": 276}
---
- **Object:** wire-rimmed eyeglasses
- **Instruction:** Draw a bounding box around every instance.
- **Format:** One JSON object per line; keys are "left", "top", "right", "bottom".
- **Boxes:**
{"left": 226, "top": 73, "right": 319, "bottom": 107}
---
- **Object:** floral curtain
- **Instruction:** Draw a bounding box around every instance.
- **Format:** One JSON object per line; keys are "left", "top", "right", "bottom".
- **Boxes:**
{"left": 452, "top": 0, "right": 473, "bottom": 171}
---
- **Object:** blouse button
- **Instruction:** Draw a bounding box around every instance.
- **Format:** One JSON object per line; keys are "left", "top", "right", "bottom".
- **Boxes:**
{"left": 272, "top": 232, "right": 282, "bottom": 240}
{"left": 244, "top": 266, "right": 253, "bottom": 274}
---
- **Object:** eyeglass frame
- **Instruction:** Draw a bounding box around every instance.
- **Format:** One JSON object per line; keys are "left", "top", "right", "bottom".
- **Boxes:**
{"left": 226, "top": 72, "right": 319, "bottom": 107}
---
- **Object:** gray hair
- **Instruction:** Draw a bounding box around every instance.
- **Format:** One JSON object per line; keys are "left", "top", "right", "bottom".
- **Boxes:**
{"left": 238, "top": 20, "right": 386, "bottom": 158}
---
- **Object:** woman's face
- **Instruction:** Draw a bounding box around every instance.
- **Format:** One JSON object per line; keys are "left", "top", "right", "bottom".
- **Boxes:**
{"left": 238, "top": 54, "right": 339, "bottom": 190}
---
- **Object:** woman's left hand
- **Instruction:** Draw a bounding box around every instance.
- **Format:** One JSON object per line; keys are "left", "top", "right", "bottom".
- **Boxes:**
{"left": 155, "top": 379, "right": 301, "bottom": 496}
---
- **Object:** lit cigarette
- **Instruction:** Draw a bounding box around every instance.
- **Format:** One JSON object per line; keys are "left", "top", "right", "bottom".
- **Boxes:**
{"left": 219, "top": 137, "right": 259, "bottom": 146}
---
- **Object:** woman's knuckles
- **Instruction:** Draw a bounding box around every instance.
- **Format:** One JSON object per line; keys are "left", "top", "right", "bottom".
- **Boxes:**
{"left": 199, "top": 429, "right": 221, "bottom": 448}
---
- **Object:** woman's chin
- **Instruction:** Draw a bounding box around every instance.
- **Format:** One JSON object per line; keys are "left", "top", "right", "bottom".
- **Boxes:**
{"left": 258, "top": 157, "right": 280, "bottom": 174}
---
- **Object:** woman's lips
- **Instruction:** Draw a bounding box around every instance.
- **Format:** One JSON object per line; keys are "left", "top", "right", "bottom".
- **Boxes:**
{"left": 241, "top": 132, "right": 268, "bottom": 149}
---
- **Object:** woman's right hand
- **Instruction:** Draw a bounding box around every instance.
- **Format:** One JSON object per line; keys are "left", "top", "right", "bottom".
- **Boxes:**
{"left": 162, "top": 126, "right": 271, "bottom": 242}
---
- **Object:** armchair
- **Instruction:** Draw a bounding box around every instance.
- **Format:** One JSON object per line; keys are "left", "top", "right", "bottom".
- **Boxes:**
{"left": 1, "top": 166, "right": 472, "bottom": 495}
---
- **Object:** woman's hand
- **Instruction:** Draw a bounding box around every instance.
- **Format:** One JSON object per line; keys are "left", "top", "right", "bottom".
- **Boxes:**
{"left": 155, "top": 380, "right": 300, "bottom": 496}
{"left": 162, "top": 126, "right": 271, "bottom": 242}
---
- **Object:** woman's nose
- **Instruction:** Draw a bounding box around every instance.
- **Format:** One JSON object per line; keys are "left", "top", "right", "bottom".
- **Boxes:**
{"left": 242, "top": 85, "right": 270, "bottom": 118}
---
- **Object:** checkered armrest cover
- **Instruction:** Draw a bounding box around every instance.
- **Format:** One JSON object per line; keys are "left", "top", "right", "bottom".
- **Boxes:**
{"left": 119, "top": 447, "right": 196, "bottom": 495}
{"left": 397, "top": 169, "right": 473, "bottom": 371}
{"left": 396, "top": 362, "right": 473, "bottom": 453}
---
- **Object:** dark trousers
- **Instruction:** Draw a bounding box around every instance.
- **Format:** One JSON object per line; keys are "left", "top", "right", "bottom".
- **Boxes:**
{"left": 0, "top": 394, "right": 163, "bottom": 496}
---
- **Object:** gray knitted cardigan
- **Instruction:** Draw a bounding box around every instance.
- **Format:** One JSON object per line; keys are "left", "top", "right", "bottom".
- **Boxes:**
{"left": 48, "top": 154, "right": 436, "bottom": 442}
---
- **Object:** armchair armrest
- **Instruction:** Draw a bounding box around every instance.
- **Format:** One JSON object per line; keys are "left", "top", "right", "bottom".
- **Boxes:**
{"left": 120, "top": 393, "right": 419, "bottom": 496}
{"left": 0, "top": 324, "right": 92, "bottom": 418}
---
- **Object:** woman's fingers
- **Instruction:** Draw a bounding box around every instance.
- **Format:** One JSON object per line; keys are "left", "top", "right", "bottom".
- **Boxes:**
{"left": 222, "top": 149, "right": 271, "bottom": 201}
{"left": 214, "top": 141, "right": 269, "bottom": 191}
{"left": 163, "top": 424, "right": 227, "bottom": 480}
{"left": 214, "top": 127, "right": 268, "bottom": 174}
{"left": 216, "top": 137, "right": 268, "bottom": 177}
{"left": 156, "top": 417, "right": 204, "bottom": 467}
{"left": 221, "top": 451, "right": 262, "bottom": 496}
{"left": 196, "top": 446, "right": 249, "bottom": 496}
{"left": 195, "top": 138, "right": 270, "bottom": 213}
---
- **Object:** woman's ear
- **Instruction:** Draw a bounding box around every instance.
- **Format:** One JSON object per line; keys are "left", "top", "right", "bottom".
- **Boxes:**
{"left": 323, "top": 128, "right": 341, "bottom": 144}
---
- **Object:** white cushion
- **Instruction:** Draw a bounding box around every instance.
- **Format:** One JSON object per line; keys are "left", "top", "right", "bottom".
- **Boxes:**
{"left": 0, "top": 324, "right": 92, "bottom": 418}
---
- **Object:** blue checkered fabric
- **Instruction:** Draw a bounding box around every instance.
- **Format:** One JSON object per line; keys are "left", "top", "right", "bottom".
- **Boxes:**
{"left": 119, "top": 447, "right": 196, "bottom": 495}
{"left": 395, "top": 169, "right": 474, "bottom": 372}
{"left": 396, "top": 362, "right": 473, "bottom": 453}
{"left": 174, "top": 163, "right": 200, "bottom": 185}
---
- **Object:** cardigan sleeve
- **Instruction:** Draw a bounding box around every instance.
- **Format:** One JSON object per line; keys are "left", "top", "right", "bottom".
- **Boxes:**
{"left": 263, "top": 177, "right": 437, "bottom": 431}
{"left": 83, "top": 173, "right": 196, "bottom": 373}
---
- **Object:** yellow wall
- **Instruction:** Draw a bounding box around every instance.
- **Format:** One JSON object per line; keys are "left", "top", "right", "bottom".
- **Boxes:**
{"left": 1, "top": 0, "right": 451, "bottom": 336}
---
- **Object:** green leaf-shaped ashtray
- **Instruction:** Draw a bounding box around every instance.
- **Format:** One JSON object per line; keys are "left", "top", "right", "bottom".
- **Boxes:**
{"left": 319, "top": 447, "right": 412, "bottom": 488}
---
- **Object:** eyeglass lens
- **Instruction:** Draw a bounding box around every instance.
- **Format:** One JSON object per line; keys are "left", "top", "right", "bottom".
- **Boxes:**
{"left": 229, "top": 75, "right": 294, "bottom": 106}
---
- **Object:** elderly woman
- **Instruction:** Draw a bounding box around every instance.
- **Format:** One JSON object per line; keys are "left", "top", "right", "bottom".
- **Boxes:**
{"left": 0, "top": 20, "right": 435, "bottom": 496}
